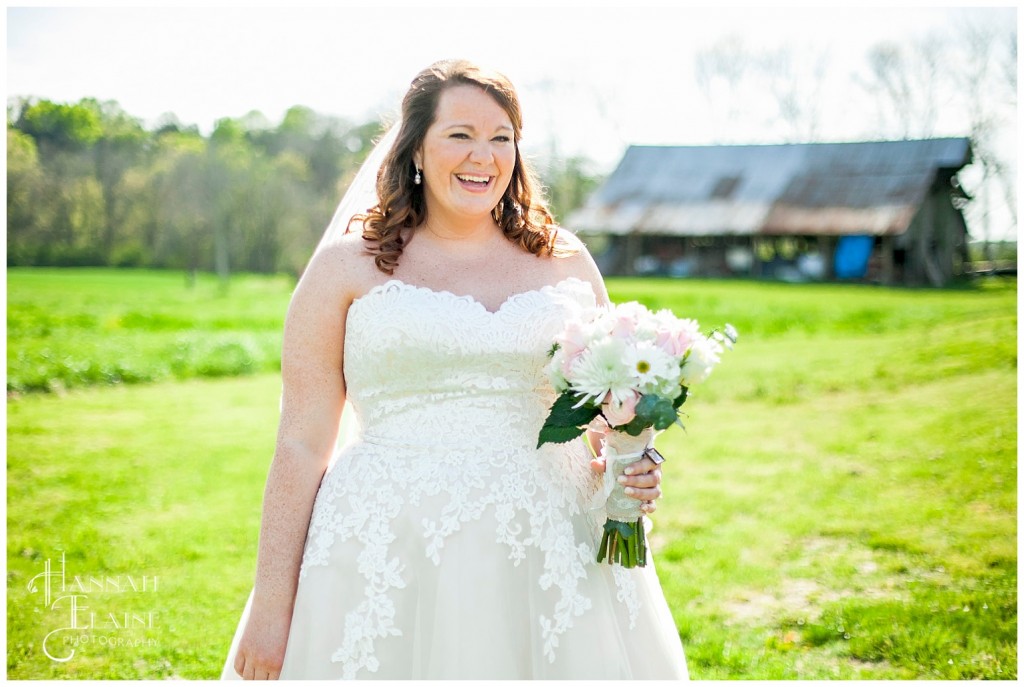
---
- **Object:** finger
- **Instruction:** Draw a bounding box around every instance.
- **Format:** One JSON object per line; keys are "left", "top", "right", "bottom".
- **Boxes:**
{"left": 640, "top": 500, "right": 658, "bottom": 514}
{"left": 623, "top": 485, "right": 662, "bottom": 501}
{"left": 619, "top": 469, "right": 661, "bottom": 489}
{"left": 589, "top": 457, "right": 606, "bottom": 474}
{"left": 622, "top": 457, "right": 658, "bottom": 476}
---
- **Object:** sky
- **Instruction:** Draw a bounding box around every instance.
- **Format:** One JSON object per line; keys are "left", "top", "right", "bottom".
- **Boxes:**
{"left": 5, "top": 2, "right": 1019, "bottom": 239}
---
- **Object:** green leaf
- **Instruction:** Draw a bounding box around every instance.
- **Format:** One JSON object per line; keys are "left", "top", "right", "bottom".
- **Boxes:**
{"left": 537, "top": 391, "right": 601, "bottom": 446}
{"left": 634, "top": 394, "right": 661, "bottom": 424}
{"left": 637, "top": 394, "right": 677, "bottom": 431}
{"left": 621, "top": 415, "right": 649, "bottom": 436}
{"left": 653, "top": 401, "right": 677, "bottom": 430}
{"left": 537, "top": 423, "right": 586, "bottom": 448}
{"left": 672, "top": 386, "right": 690, "bottom": 410}
{"left": 545, "top": 390, "right": 601, "bottom": 427}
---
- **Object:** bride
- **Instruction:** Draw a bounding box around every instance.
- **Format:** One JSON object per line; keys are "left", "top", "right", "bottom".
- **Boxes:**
{"left": 221, "top": 59, "right": 688, "bottom": 680}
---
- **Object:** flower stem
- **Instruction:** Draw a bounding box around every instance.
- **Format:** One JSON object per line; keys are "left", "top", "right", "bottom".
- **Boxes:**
{"left": 597, "top": 517, "right": 648, "bottom": 568}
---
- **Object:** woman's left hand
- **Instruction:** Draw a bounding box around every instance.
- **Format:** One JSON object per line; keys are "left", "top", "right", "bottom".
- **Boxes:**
{"left": 589, "top": 454, "right": 663, "bottom": 514}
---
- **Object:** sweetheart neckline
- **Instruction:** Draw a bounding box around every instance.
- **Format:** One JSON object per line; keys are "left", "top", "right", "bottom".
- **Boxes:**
{"left": 349, "top": 276, "right": 594, "bottom": 317}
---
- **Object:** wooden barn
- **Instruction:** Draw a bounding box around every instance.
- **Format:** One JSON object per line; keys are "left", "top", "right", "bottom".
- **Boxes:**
{"left": 568, "top": 138, "right": 973, "bottom": 287}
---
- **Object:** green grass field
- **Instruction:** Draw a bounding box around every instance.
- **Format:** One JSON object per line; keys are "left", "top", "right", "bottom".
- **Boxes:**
{"left": 7, "top": 269, "right": 292, "bottom": 394}
{"left": 6, "top": 268, "right": 1017, "bottom": 679}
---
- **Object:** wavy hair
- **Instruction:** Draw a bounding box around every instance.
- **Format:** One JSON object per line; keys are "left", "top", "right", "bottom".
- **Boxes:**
{"left": 349, "top": 59, "right": 567, "bottom": 274}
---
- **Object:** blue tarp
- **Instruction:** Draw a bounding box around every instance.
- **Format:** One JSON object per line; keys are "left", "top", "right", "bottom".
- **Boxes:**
{"left": 834, "top": 235, "right": 875, "bottom": 279}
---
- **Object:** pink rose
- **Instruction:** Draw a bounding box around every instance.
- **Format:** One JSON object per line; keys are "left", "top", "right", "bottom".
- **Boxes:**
{"left": 561, "top": 349, "right": 582, "bottom": 376}
{"left": 654, "top": 319, "right": 698, "bottom": 357}
{"left": 555, "top": 321, "right": 589, "bottom": 375}
{"left": 654, "top": 329, "right": 678, "bottom": 356}
{"left": 669, "top": 328, "right": 696, "bottom": 356}
{"left": 602, "top": 390, "right": 639, "bottom": 427}
{"left": 609, "top": 315, "right": 635, "bottom": 339}
{"left": 555, "top": 320, "right": 587, "bottom": 357}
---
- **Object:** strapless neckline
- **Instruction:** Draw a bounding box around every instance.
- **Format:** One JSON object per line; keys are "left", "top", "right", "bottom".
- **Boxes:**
{"left": 350, "top": 276, "right": 594, "bottom": 317}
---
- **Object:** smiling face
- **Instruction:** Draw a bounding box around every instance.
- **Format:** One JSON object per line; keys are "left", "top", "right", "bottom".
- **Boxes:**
{"left": 413, "top": 84, "right": 517, "bottom": 228}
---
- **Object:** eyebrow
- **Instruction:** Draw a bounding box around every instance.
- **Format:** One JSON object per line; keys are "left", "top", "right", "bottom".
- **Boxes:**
{"left": 442, "top": 123, "right": 514, "bottom": 133}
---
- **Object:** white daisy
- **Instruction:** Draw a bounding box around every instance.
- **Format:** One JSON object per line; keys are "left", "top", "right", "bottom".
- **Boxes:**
{"left": 623, "top": 341, "right": 678, "bottom": 394}
{"left": 568, "top": 336, "right": 634, "bottom": 407}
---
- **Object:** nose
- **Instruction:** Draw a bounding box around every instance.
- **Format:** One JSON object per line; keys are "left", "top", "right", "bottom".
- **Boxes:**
{"left": 467, "top": 139, "right": 494, "bottom": 165}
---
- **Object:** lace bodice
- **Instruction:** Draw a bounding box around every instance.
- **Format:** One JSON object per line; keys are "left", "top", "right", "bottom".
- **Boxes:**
{"left": 343, "top": 277, "right": 596, "bottom": 451}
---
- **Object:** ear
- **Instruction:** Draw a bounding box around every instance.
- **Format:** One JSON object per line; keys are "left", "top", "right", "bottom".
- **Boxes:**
{"left": 412, "top": 148, "right": 423, "bottom": 171}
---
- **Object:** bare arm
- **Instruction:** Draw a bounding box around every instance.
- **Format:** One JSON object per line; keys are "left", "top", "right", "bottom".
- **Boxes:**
{"left": 234, "top": 247, "right": 354, "bottom": 679}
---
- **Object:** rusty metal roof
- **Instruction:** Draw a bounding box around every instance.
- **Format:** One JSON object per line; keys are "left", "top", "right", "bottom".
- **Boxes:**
{"left": 568, "top": 137, "right": 972, "bottom": 236}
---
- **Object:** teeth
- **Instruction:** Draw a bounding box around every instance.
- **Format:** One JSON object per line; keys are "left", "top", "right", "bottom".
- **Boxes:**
{"left": 456, "top": 174, "right": 490, "bottom": 183}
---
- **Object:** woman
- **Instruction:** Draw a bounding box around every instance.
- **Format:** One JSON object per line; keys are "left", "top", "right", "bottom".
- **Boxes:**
{"left": 221, "top": 59, "right": 688, "bottom": 680}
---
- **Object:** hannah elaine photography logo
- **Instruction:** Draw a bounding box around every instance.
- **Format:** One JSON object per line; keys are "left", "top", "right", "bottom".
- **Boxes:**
{"left": 27, "top": 552, "right": 160, "bottom": 662}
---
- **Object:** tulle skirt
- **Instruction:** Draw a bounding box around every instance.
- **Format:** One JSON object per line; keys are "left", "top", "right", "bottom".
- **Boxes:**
{"left": 220, "top": 415, "right": 688, "bottom": 679}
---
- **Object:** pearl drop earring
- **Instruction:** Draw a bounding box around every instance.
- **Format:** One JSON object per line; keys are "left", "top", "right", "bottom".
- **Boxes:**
{"left": 414, "top": 168, "right": 422, "bottom": 185}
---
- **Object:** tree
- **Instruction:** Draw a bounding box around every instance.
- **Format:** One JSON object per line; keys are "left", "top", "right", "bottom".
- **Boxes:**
{"left": 694, "top": 35, "right": 754, "bottom": 143}
{"left": 86, "top": 98, "right": 149, "bottom": 258}
{"left": 15, "top": 99, "right": 103, "bottom": 152}
{"left": 541, "top": 156, "right": 603, "bottom": 226}
{"left": 694, "top": 37, "right": 831, "bottom": 143}
{"left": 149, "top": 130, "right": 210, "bottom": 279}
{"left": 6, "top": 96, "right": 400, "bottom": 276}
{"left": 947, "top": 15, "right": 1017, "bottom": 253}
{"left": 6, "top": 129, "right": 43, "bottom": 264}
{"left": 758, "top": 45, "right": 830, "bottom": 142}
{"left": 856, "top": 32, "right": 945, "bottom": 139}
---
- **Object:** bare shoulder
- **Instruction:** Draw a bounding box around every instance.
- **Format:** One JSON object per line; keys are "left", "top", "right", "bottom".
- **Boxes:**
{"left": 549, "top": 227, "right": 610, "bottom": 305}
{"left": 296, "top": 231, "right": 380, "bottom": 307}
{"left": 280, "top": 231, "right": 381, "bottom": 377}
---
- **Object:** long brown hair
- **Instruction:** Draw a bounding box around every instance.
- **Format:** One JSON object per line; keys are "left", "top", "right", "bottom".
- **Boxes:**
{"left": 350, "top": 59, "right": 565, "bottom": 274}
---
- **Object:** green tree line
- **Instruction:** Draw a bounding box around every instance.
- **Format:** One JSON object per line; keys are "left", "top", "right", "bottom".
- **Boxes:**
{"left": 7, "top": 97, "right": 601, "bottom": 280}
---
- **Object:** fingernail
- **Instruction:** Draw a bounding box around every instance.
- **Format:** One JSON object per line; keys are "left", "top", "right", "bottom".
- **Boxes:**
{"left": 617, "top": 476, "right": 627, "bottom": 484}
{"left": 624, "top": 467, "right": 634, "bottom": 475}
{"left": 624, "top": 487, "right": 636, "bottom": 495}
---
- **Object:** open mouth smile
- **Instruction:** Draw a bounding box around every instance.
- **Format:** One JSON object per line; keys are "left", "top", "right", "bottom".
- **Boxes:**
{"left": 455, "top": 173, "right": 493, "bottom": 189}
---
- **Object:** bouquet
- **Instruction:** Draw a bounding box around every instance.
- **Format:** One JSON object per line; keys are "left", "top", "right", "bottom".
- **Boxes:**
{"left": 537, "top": 301, "right": 736, "bottom": 568}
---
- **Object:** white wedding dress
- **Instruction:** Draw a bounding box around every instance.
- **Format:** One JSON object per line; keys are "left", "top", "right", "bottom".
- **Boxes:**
{"left": 220, "top": 276, "right": 688, "bottom": 680}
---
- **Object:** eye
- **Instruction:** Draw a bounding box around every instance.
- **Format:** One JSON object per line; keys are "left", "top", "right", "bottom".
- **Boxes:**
{"left": 493, "top": 135, "right": 512, "bottom": 143}
{"left": 449, "top": 132, "right": 470, "bottom": 140}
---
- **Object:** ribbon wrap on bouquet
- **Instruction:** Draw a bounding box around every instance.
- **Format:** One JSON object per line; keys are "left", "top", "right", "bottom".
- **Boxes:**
{"left": 603, "top": 428, "right": 654, "bottom": 520}
{"left": 596, "top": 427, "right": 655, "bottom": 568}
